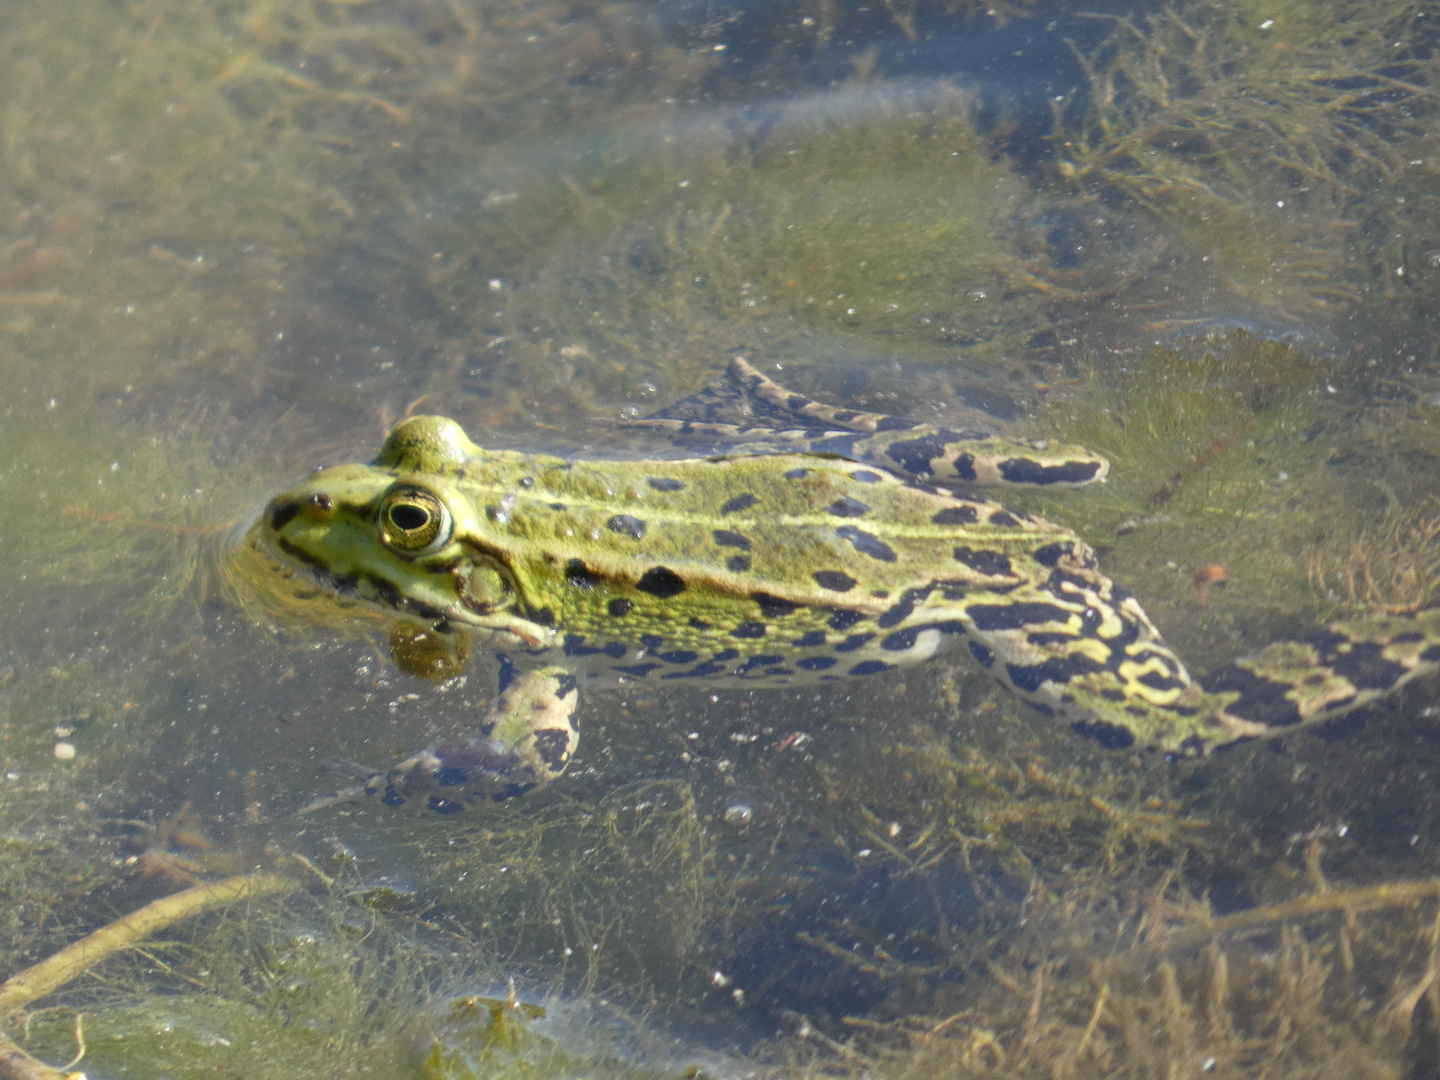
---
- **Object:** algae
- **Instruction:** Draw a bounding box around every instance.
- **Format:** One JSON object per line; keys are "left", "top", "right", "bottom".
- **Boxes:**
{"left": 1050, "top": 0, "right": 1440, "bottom": 343}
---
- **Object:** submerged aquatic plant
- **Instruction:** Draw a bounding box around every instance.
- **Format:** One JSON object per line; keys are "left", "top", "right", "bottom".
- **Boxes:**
{"left": 1309, "top": 498, "right": 1440, "bottom": 614}
{"left": 1052, "top": 0, "right": 1440, "bottom": 331}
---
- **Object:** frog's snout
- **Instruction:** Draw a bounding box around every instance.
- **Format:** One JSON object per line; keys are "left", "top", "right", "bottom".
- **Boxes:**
{"left": 263, "top": 490, "right": 339, "bottom": 537}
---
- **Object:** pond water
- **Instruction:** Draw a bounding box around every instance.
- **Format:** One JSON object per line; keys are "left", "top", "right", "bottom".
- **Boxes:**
{"left": 1, "top": 1, "right": 1439, "bottom": 1077}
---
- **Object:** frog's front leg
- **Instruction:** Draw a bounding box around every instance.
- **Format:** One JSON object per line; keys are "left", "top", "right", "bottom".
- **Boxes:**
{"left": 301, "top": 664, "right": 579, "bottom": 815}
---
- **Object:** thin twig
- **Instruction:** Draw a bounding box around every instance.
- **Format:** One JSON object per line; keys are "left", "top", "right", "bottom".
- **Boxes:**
{"left": 0, "top": 872, "right": 296, "bottom": 1080}
{"left": 1151, "top": 879, "right": 1440, "bottom": 957}
{"left": 0, "top": 873, "right": 294, "bottom": 1016}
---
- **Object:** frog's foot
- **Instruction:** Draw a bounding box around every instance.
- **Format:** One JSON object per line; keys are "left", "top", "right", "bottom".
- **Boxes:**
{"left": 299, "top": 666, "right": 579, "bottom": 815}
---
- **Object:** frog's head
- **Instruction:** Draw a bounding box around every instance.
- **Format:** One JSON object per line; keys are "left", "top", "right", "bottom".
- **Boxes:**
{"left": 242, "top": 416, "right": 554, "bottom": 651}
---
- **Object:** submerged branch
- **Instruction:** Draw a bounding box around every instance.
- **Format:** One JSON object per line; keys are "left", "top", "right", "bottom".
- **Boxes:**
{"left": 1150, "top": 878, "right": 1440, "bottom": 957}
{"left": 0, "top": 872, "right": 296, "bottom": 1080}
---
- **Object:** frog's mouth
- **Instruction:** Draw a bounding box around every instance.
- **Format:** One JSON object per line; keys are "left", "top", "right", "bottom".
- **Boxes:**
{"left": 235, "top": 515, "right": 557, "bottom": 648}
{"left": 219, "top": 519, "right": 392, "bottom": 638}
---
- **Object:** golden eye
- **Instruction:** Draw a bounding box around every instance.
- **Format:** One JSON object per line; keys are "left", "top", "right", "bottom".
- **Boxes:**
{"left": 377, "top": 486, "right": 453, "bottom": 556}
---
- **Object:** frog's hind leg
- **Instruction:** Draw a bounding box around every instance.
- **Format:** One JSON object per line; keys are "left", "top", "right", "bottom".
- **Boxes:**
{"left": 297, "top": 665, "right": 579, "bottom": 815}
{"left": 728, "top": 356, "right": 1110, "bottom": 488}
{"left": 1202, "top": 606, "right": 1440, "bottom": 740}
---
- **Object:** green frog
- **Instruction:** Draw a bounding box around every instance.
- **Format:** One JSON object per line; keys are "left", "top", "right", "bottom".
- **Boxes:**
{"left": 243, "top": 358, "right": 1440, "bottom": 813}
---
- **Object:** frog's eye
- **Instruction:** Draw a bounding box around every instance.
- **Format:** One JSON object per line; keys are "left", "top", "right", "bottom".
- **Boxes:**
{"left": 377, "top": 486, "right": 453, "bottom": 556}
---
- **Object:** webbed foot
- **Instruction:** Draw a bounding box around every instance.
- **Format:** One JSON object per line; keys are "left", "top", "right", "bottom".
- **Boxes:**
{"left": 299, "top": 666, "right": 579, "bottom": 815}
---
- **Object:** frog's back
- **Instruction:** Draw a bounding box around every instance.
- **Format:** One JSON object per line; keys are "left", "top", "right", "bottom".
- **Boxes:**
{"left": 457, "top": 447, "right": 1095, "bottom": 687}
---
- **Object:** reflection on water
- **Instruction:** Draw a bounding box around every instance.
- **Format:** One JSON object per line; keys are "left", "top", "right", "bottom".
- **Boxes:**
{"left": 0, "top": 0, "right": 1438, "bottom": 1076}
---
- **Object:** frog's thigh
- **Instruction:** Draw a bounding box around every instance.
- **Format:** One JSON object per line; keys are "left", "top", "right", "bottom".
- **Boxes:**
{"left": 484, "top": 666, "right": 580, "bottom": 783}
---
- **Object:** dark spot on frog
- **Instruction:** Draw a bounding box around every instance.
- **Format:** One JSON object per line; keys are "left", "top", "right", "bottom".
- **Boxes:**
{"left": 1006, "top": 654, "right": 1106, "bottom": 694}
{"left": 881, "top": 621, "right": 963, "bottom": 651}
{"left": 752, "top": 591, "right": 801, "bottom": 618}
{"left": 987, "top": 511, "right": 1022, "bottom": 528}
{"left": 795, "top": 630, "right": 827, "bottom": 647}
{"left": 607, "top": 514, "right": 647, "bottom": 540}
{"left": 1137, "top": 670, "right": 1188, "bottom": 693}
{"left": 798, "top": 656, "right": 836, "bottom": 670}
{"left": 837, "top": 525, "right": 897, "bottom": 563}
{"left": 721, "top": 493, "right": 756, "bottom": 515}
{"left": 608, "top": 597, "right": 634, "bottom": 617}
{"left": 998, "top": 458, "right": 1102, "bottom": 486}
{"left": 932, "top": 505, "right": 979, "bottom": 526}
{"left": 660, "top": 650, "right": 699, "bottom": 664}
{"left": 967, "top": 601, "right": 1071, "bottom": 631}
{"left": 784, "top": 468, "right": 810, "bottom": 480}
{"left": 640, "top": 634, "right": 665, "bottom": 649}
{"left": 827, "top": 609, "right": 864, "bottom": 631}
{"left": 877, "top": 597, "right": 914, "bottom": 628}
{"left": 727, "top": 555, "right": 752, "bottom": 572}
{"left": 533, "top": 729, "right": 571, "bottom": 769}
{"left": 525, "top": 606, "right": 555, "bottom": 628}
{"left": 849, "top": 660, "right": 892, "bottom": 675}
{"left": 950, "top": 452, "right": 978, "bottom": 481}
{"left": 713, "top": 529, "right": 752, "bottom": 550}
{"left": 663, "top": 660, "right": 729, "bottom": 679}
{"left": 835, "top": 633, "right": 874, "bottom": 652}
{"left": 635, "top": 566, "right": 686, "bottom": 598}
{"left": 885, "top": 434, "right": 949, "bottom": 476}
{"left": 952, "top": 547, "right": 1014, "bottom": 576}
{"left": 647, "top": 477, "right": 686, "bottom": 491}
{"left": 1032, "top": 543, "right": 1071, "bottom": 567}
{"left": 731, "top": 622, "right": 767, "bottom": 639}
{"left": 813, "top": 570, "right": 857, "bottom": 592}
{"left": 968, "top": 641, "right": 995, "bottom": 668}
{"left": 827, "top": 497, "right": 870, "bottom": 518}
{"left": 850, "top": 470, "right": 883, "bottom": 483}
{"left": 566, "top": 558, "right": 601, "bottom": 590}
{"left": 564, "top": 634, "right": 604, "bottom": 657}
{"left": 689, "top": 616, "right": 711, "bottom": 630}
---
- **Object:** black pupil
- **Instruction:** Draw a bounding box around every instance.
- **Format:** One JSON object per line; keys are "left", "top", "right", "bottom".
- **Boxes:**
{"left": 390, "top": 504, "right": 431, "bottom": 532}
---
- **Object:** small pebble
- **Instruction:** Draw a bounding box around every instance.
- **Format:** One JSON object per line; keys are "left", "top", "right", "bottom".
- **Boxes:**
{"left": 54, "top": 742, "right": 77, "bottom": 761}
{"left": 723, "top": 802, "right": 754, "bottom": 828}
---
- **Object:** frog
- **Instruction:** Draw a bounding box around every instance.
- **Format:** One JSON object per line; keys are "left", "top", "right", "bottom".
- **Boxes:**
{"left": 243, "top": 357, "right": 1440, "bottom": 814}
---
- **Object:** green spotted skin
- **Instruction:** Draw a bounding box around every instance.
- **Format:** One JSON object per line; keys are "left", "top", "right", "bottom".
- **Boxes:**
{"left": 248, "top": 359, "right": 1440, "bottom": 809}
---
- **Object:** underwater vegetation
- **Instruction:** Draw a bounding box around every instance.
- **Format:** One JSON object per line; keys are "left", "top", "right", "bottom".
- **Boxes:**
{"left": 1309, "top": 498, "right": 1440, "bottom": 614}
{"left": 1050, "top": 0, "right": 1440, "bottom": 342}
